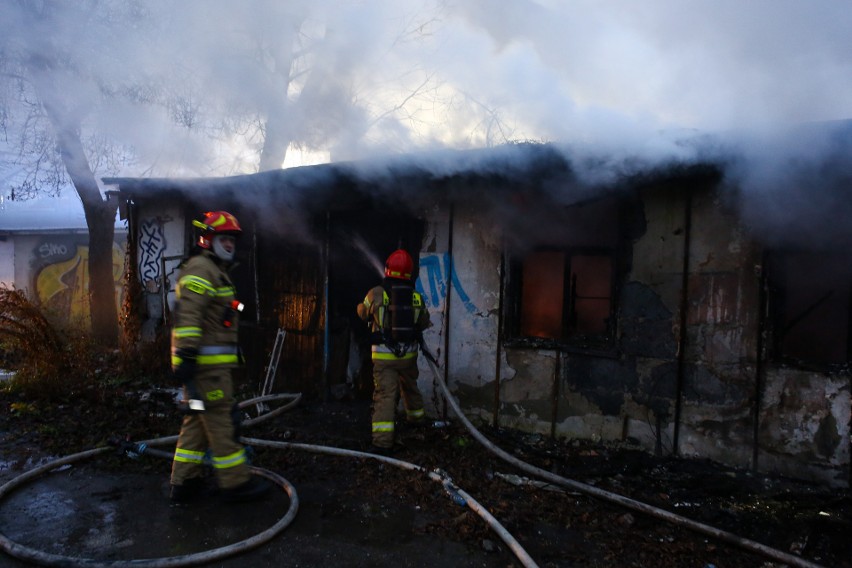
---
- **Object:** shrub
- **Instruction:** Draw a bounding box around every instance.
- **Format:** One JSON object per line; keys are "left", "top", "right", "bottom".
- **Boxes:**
{"left": 0, "top": 287, "right": 169, "bottom": 401}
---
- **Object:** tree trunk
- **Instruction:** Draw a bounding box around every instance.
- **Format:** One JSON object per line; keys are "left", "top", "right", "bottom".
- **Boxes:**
{"left": 28, "top": 53, "right": 120, "bottom": 347}
{"left": 54, "top": 124, "right": 120, "bottom": 347}
{"left": 82, "top": 197, "right": 120, "bottom": 347}
{"left": 258, "top": 24, "right": 299, "bottom": 172}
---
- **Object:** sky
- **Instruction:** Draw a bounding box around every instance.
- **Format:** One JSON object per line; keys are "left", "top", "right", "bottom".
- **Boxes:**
{"left": 1, "top": 0, "right": 851, "bottom": 230}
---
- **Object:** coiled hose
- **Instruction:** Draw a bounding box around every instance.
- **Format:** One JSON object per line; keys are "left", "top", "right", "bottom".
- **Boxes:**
{"left": 3, "top": 360, "right": 824, "bottom": 568}
{"left": 0, "top": 393, "right": 303, "bottom": 568}
{"left": 0, "top": 392, "right": 539, "bottom": 568}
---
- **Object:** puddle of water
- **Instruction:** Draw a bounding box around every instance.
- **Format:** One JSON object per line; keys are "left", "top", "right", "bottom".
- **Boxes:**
{"left": 0, "top": 464, "right": 294, "bottom": 561}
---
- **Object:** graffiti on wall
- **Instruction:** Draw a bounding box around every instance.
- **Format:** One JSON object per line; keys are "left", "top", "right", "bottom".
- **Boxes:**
{"left": 138, "top": 217, "right": 167, "bottom": 289}
{"left": 417, "top": 253, "right": 477, "bottom": 314}
{"left": 32, "top": 236, "right": 126, "bottom": 324}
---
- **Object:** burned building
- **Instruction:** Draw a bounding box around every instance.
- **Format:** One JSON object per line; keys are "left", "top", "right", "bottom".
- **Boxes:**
{"left": 105, "top": 136, "right": 852, "bottom": 488}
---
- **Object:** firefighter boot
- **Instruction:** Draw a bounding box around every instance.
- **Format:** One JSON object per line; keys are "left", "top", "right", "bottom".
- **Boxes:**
{"left": 367, "top": 444, "right": 394, "bottom": 457}
{"left": 219, "top": 476, "right": 273, "bottom": 503}
{"left": 169, "top": 477, "right": 208, "bottom": 505}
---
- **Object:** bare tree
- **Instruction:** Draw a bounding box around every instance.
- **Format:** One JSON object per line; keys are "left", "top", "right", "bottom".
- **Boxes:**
{"left": 1, "top": 0, "right": 136, "bottom": 346}
{"left": 0, "top": 0, "right": 510, "bottom": 347}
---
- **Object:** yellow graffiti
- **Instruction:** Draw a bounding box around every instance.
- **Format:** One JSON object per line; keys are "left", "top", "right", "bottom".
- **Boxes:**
{"left": 36, "top": 244, "right": 126, "bottom": 325}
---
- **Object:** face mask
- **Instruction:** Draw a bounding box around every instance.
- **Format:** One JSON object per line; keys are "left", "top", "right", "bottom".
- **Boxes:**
{"left": 211, "top": 235, "right": 235, "bottom": 262}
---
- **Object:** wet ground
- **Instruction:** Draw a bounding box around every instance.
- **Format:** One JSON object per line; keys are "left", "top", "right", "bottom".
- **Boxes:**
{"left": 0, "top": 390, "right": 850, "bottom": 567}
{"left": 0, "top": 462, "right": 507, "bottom": 567}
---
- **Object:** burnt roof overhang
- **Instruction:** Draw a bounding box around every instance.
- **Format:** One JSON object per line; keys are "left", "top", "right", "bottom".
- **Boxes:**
{"left": 102, "top": 143, "right": 581, "bottom": 210}
{"left": 102, "top": 142, "right": 738, "bottom": 228}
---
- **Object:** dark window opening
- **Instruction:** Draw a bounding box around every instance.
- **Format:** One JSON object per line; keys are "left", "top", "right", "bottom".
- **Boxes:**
{"left": 767, "top": 250, "right": 852, "bottom": 367}
{"left": 519, "top": 251, "right": 564, "bottom": 339}
{"left": 519, "top": 251, "right": 613, "bottom": 340}
{"left": 506, "top": 196, "right": 622, "bottom": 351}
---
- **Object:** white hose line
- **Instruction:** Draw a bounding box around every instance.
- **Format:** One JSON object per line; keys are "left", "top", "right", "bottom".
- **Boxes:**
{"left": 424, "top": 357, "right": 826, "bottom": 568}
{"left": 241, "top": 393, "right": 303, "bottom": 428}
{"left": 0, "top": 463, "right": 297, "bottom": 568}
{"left": 1, "top": 392, "right": 537, "bottom": 568}
{"left": 132, "top": 393, "right": 304, "bottom": 451}
{"left": 0, "top": 393, "right": 305, "bottom": 568}
{"left": 242, "top": 437, "right": 540, "bottom": 568}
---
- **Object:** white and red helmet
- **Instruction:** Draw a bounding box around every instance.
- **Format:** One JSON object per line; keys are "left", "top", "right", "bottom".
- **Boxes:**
{"left": 193, "top": 211, "right": 241, "bottom": 261}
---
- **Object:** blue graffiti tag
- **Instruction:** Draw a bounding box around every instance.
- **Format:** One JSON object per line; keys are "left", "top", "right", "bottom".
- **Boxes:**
{"left": 416, "top": 253, "right": 477, "bottom": 314}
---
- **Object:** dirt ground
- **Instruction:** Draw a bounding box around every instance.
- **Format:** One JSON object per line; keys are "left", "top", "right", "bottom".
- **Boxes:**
{"left": 0, "top": 384, "right": 850, "bottom": 568}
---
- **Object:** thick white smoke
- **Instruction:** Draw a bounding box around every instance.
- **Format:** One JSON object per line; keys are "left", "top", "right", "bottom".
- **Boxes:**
{"left": 7, "top": 1, "right": 852, "bottom": 171}
{"left": 2, "top": 0, "right": 851, "bottom": 238}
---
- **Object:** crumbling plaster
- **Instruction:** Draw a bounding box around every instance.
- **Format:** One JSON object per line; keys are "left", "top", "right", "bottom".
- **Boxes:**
{"left": 436, "top": 183, "right": 849, "bottom": 486}
{"left": 443, "top": 207, "right": 501, "bottom": 394}
{"left": 415, "top": 204, "right": 507, "bottom": 420}
{"left": 757, "top": 367, "right": 850, "bottom": 485}
{"left": 124, "top": 180, "right": 850, "bottom": 486}
{"left": 674, "top": 190, "right": 769, "bottom": 472}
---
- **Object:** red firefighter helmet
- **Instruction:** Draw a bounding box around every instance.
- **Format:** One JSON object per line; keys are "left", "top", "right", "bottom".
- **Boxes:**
{"left": 193, "top": 211, "right": 241, "bottom": 249}
{"left": 384, "top": 249, "right": 414, "bottom": 279}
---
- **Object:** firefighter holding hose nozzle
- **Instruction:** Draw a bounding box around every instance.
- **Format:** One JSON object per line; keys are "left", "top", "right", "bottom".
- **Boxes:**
{"left": 169, "top": 210, "right": 271, "bottom": 504}
{"left": 357, "top": 249, "right": 431, "bottom": 456}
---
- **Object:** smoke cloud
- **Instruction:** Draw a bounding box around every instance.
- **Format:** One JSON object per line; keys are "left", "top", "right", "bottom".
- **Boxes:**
{"left": 2, "top": 0, "right": 851, "bottom": 242}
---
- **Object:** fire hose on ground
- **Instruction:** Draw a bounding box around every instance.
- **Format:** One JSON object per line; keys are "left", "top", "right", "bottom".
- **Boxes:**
{"left": 0, "top": 357, "right": 829, "bottom": 568}
{"left": 419, "top": 353, "right": 826, "bottom": 568}
{"left": 0, "top": 392, "right": 539, "bottom": 568}
{"left": 0, "top": 393, "right": 303, "bottom": 568}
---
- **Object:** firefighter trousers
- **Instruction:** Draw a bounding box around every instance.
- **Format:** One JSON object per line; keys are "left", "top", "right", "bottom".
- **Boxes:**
{"left": 371, "top": 357, "right": 425, "bottom": 448}
{"left": 170, "top": 368, "right": 251, "bottom": 490}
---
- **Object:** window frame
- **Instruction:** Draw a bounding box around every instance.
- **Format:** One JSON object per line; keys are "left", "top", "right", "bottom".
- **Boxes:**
{"left": 503, "top": 244, "right": 622, "bottom": 355}
{"left": 765, "top": 248, "right": 852, "bottom": 370}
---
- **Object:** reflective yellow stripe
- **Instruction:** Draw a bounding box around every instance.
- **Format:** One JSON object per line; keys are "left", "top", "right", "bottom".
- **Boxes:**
{"left": 413, "top": 291, "right": 422, "bottom": 322}
{"left": 372, "top": 351, "right": 417, "bottom": 360}
{"left": 372, "top": 421, "right": 394, "bottom": 433}
{"left": 173, "top": 326, "right": 202, "bottom": 338}
{"left": 172, "top": 354, "right": 239, "bottom": 366}
{"left": 206, "top": 389, "right": 224, "bottom": 401}
{"left": 214, "top": 286, "right": 235, "bottom": 297}
{"left": 406, "top": 408, "right": 425, "bottom": 419}
{"left": 172, "top": 346, "right": 239, "bottom": 367}
{"left": 212, "top": 448, "right": 247, "bottom": 469}
{"left": 372, "top": 343, "right": 417, "bottom": 360}
{"left": 197, "top": 354, "right": 239, "bottom": 365}
{"left": 179, "top": 275, "right": 216, "bottom": 296}
{"left": 174, "top": 448, "right": 205, "bottom": 464}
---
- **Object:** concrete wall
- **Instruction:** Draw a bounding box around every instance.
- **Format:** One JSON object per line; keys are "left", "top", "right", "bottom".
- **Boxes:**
{"left": 445, "top": 206, "right": 502, "bottom": 414}
{"left": 0, "top": 238, "right": 13, "bottom": 288}
{"left": 414, "top": 204, "right": 504, "bottom": 419}
{"left": 4, "top": 231, "right": 126, "bottom": 323}
{"left": 674, "top": 189, "right": 761, "bottom": 466}
{"left": 431, "top": 185, "right": 850, "bottom": 487}
{"left": 134, "top": 205, "right": 185, "bottom": 339}
{"left": 758, "top": 368, "right": 849, "bottom": 485}
{"left": 126, "top": 183, "right": 850, "bottom": 487}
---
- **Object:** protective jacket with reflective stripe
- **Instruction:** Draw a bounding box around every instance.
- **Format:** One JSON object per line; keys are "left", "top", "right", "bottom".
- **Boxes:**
{"left": 171, "top": 250, "right": 240, "bottom": 369}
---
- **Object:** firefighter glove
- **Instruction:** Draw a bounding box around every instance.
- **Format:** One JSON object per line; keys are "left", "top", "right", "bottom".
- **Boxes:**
{"left": 231, "top": 402, "right": 243, "bottom": 442}
{"left": 173, "top": 358, "right": 197, "bottom": 385}
{"left": 173, "top": 351, "right": 204, "bottom": 413}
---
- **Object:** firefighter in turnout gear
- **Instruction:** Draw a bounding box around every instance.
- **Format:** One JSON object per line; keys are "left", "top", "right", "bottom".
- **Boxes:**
{"left": 169, "top": 211, "right": 271, "bottom": 504}
{"left": 357, "top": 249, "right": 431, "bottom": 455}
